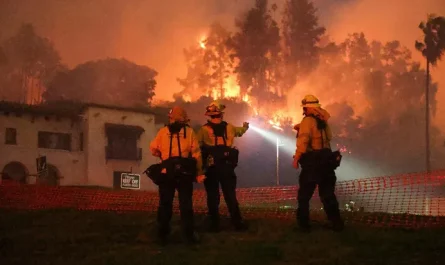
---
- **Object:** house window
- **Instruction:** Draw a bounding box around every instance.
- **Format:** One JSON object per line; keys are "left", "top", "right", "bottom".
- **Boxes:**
{"left": 38, "top": 131, "right": 72, "bottom": 151}
{"left": 5, "top": 128, "right": 17, "bottom": 145}
{"left": 106, "top": 134, "right": 140, "bottom": 160}
{"left": 105, "top": 123, "right": 144, "bottom": 161}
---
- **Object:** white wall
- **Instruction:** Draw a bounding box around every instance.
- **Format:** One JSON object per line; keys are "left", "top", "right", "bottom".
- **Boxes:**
{"left": 0, "top": 106, "right": 160, "bottom": 190}
{"left": 84, "top": 106, "right": 158, "bottom": 191}
{"left": 0, "top": 113, "right": 85, "bottom": 185}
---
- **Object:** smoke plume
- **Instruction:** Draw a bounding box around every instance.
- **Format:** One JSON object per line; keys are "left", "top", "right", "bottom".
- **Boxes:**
{"left": 0, "top": 0, "right": 444, "bottom": 126}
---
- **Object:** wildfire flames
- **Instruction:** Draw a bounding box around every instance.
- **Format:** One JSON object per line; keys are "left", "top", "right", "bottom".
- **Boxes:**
{"left": 181, "top": 35, "right": 354, "bottom": 154}
{"left": 179, "top": 35, "right": 293, "bottom": 128}
{"left": 199, "top": 36, "right": 206, "bottom": 50}
{"left": 185, "top": 34, "right": 353, "bottom": 155}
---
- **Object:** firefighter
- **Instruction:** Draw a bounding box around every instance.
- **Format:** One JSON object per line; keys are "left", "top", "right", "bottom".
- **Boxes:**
{"left": 292, "top": 95, "right": 344, "bottom": 232}
{"left": 149, "top": 106, "right": 206, "bottom": 244}
{"left": 197, "top": 100, "right": 249, "bottom": 232}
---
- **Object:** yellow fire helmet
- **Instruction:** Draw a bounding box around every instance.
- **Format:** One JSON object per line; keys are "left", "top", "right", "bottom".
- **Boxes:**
{"left": 301, "top": 94, "right": 321, "bottom": 108}
{"left": 168, "top": 106, "right": 189, "bottom": 122}
{"left": 205, "top": 100, "right": 226, "bottom": 116}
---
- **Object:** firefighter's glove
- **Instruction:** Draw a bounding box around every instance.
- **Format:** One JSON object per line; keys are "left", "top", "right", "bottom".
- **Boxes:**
{"left": 243, "top": 122, "right": 249, "bottom": 129}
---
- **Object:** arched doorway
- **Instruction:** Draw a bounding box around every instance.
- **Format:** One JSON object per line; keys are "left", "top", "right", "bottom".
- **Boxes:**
{"left": 1, "top": 162, "right": 28, "bottom": 183}
{"left": 39, "top": 164, "right": 60, "bottom": 186}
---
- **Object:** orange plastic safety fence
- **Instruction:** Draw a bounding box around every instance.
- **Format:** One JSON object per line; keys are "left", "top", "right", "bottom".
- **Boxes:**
{"left": 1, "top": 170, "right": 444, "bottom": 228}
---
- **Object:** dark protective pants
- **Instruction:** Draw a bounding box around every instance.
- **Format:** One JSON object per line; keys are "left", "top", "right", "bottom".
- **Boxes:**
{"left": 157, "top": 177, "right": 194, "bottom": 237}
{"left": 296, "top": 166, "right": 342, "bottom": 226}
{"left": 204, "top": 166, "right": 243, "bottom": 226}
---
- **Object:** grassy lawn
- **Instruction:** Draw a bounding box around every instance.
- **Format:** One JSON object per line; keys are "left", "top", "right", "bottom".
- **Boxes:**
{"left": 1, "top": 209, "right": 444, "bottom": 265}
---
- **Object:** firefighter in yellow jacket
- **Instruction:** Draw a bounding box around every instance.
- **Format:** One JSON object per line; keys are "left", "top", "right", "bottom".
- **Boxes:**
{"left": 292, "top": 95, "right": 344, "bottom": 232}
{"left": 150, "top": 106, "right": 205, "bottom": 244}
{"left": 197, "top": 101, "right": 249, "bottom": 232}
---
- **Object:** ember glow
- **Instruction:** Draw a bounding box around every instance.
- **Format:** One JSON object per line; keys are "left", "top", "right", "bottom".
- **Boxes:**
{"left": 268, "top": 119, "right": 282, "bottom": 128}
{"left": 336, "top": 144, "right": 352, "bottom": 154}
{"left": 199, "top": 36, "right": 206, "bottom": 50}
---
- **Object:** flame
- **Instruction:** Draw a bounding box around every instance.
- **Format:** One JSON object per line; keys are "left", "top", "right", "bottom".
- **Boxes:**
{"left": 207, "top": 75, "right": 253, "bottom": 103}
{"left": 268, "top": 119, "right": 280, "bottom": 127}
{"left": 224, "top": 75, "right": 241, "bottom": 98}
{"left": 182, "top": 94, "right": 192, "bottom": 102}
{"left": 205, "top": 72, "right": 296, "bottom": 129}
{"left": 253, "top": 107, "right": 259, "bottom": 115}
{"left": 189, "top": 33, "right": 298, "bottom": 128}
{"left": 199, "top": 36, "right": 206, "bottom": 49}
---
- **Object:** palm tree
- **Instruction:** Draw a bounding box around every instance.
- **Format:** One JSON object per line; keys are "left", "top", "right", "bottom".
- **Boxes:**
{"left": 415, "top": 14, "right": 445, "bottom": 173}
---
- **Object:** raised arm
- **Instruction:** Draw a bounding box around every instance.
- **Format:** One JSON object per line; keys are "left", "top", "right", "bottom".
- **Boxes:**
{"left": 232, "top": 122, "right": 249, "bottom": 137}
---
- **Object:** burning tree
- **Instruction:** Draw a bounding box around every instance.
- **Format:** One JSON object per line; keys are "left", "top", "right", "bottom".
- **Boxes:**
{"left": 282, "top": 0, "right": 326, "bottom": 90}
{"left": 178, "top": 23, "right": 240, "bottom": 100}
{"left": 176, "top": 23, "right": 236, "bottom": 102}
{"left": 0, "top": 23, "right": 63, "bottom": 104}
{"left": 202, "top": 23, "right": 234, "bottom": 99}
{"left": 173, "top": 2, "right": 445, "bottom": 178}
{"left": 176, "top": 36, "right": 209, "bottom": 101}
{"left": 228, "top": 0, "right": 281, "bottom": 103}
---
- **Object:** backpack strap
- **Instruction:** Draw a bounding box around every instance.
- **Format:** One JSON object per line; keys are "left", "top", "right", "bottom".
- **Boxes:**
{"left": 168, "top": 131, "right": 174, "bottom": 158}
{"left": 206, "top": 121, "right": 227, "bottom": 146}
{"left": 308, "top": 115, "right": 330, "bottom": 150}
{"left": 177, "top": 131, "right": 182, "bottom": 157}
{"left": 167, "top": 124, "right": 188, "bottom": 158}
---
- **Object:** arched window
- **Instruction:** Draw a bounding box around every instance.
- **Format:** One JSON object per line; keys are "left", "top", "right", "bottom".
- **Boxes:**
{"left": 2, "top": 162, "right": 28, "bottom": 183}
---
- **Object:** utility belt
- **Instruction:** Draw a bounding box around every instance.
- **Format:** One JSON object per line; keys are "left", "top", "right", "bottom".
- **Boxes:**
{"left": 202, "top": 145, "right": 239, "bottom": 168}
{"left": 144, "top": 124, "right": 198, "bottom": 185}
{"left": 162, "top": 156, "right": 197, "bottom": 180}
{"left": 298, "top": 116, "right": 342, "bottom": 171}
{"left": 144, "top": 163, "right": 163, "bottom": 185}
{"left": 144, "top": 157, "right": 197, "bottom": 185}
{"left": 299, "top": 148, "right": 342, "bottom": 170}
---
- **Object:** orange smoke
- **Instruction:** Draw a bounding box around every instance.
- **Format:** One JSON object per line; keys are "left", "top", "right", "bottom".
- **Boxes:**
{"left": 327, "top": 0, "right": 445, "bottom": 127}
{"left": 1, "top": 0, "right": 444, "bottom": 128}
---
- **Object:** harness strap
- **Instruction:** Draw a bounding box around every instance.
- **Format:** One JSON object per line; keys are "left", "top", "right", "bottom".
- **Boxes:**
{"left": 168, "top": 125, "right": 186, "bottom": 158}
{"left": 208, "top": 122, "right": 227, "bottom": 146}
{"left": 308, "top": 115, "right": 331, "bottom": 150}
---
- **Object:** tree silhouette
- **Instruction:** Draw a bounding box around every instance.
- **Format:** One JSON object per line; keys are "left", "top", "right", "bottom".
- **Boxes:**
{"left": 203, "top": 22, "right": 233, "bottom": 98}
{"left": 176, "top": 22, "right": 234, "bottom": 100}
{"left": 228, "top": 0, "right": 281, "bottom": 102}
{"left": 1, "top": 23, "right": 63, "bottom": 103}
{"left": 415, "top": 14, "right": 445, "bottom": 173}
{"left": 44, "top": 58, "right": 157, "bottom": 108}
{"left": 282, "top": 0, "right": 325, "bottom": 89}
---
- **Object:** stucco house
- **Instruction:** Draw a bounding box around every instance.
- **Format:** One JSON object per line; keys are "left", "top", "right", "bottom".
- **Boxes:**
{"left": 0, "top": 101, "right": 166, "bottom": 191}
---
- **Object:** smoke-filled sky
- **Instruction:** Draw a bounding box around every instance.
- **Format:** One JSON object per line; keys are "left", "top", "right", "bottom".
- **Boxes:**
{"left": 0, "top": 0, "right": 444, "bottom": 125}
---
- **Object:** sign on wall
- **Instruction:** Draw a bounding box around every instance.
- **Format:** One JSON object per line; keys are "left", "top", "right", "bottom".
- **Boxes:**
{"left": 120, "top": 173, "right": 141, "bottom": 190}
{"left": 36, "top": 156, "right": 47, "bottom": 176}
